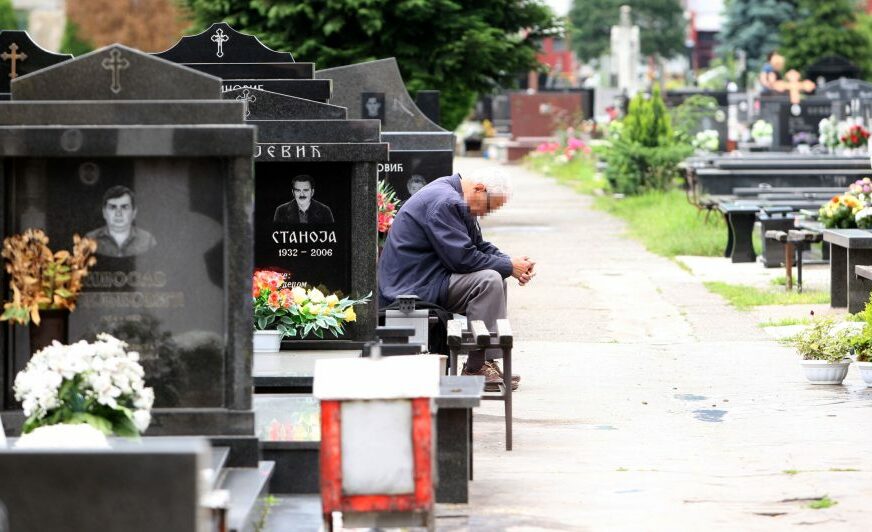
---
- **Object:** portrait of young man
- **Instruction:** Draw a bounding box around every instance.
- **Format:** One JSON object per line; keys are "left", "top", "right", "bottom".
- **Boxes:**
{"left": 85, "top": 185, "right": 157, "bottom": 258}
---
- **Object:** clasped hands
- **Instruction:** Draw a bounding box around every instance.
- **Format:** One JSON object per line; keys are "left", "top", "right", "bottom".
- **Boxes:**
{"left": 511, "top": 255, "right": 536, "bottom": 286}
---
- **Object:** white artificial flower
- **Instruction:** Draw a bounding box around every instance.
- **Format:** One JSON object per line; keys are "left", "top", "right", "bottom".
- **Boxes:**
{"left": 132, "top": 409, "right": 151, "bottom": 432}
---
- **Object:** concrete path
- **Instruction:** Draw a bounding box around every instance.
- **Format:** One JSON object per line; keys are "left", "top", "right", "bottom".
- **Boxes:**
{"left": 443, "top": 157, "right": 872, "bottom": 531}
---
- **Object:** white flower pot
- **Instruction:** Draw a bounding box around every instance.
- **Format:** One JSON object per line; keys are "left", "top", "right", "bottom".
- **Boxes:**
{"left": 800, "top": 360, "right": 850, "bottom": 384}
{"left": 755, "top": 136, "right": 773, "bottom": 147}
{"left": 856, "top": 362, "right": 872, "bottom": 387}
{"left": 253, "top": 330, "right": 284, "bottom": 353}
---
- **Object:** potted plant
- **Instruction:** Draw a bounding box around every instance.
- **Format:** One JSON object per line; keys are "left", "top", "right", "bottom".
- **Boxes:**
{"left": 0, "top": 229, "right": 97, "bottom": 354}
{"left": 252, "top": 270, "right": 370, "bottom": 352}
{"left": 12, "top": 334, "right": 154, "bottom": 446}
{"left": 840, "top": 123, "right": 870, "bottom": 155}
{"left": 693, "top": 129, "right": 720, "bottom": 154}
{"left": 784, "top": 318, "right": 853, "bottom": 384}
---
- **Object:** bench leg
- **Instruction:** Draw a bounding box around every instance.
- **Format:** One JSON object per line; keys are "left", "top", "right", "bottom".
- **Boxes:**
{"left": 503, "top": 346, "right": 513, "bottom": 451}
{"left": 848, "top": 249, "right": 872, "bottom": 313}
{"left": 448, "top": 348, "right": 459, "bottom": 376}
{"left": 728, "top": 212, "right": 757, "bottom": 263}
{"left": 785, "top": 242, "right": 794, "bottom": 291}
{"left": 723, "top": 212, "right": 734, "bottom": 259}
{"left": 830, "top": 244, "right": 848, "bottom": 308}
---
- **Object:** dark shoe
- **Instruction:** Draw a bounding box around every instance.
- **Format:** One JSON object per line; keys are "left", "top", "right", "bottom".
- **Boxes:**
{"left": 461, "top": 362, "right": 502, "bottom": 392}
{"left": 486, "top": 361, "right": 520, "bottom": 390}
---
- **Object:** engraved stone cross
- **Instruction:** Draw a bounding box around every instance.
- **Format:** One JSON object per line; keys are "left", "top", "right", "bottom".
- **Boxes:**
{"left": 211, "top": 28, "right": 229, "bottom": 58}
{"left": 101, "top": 49, "right": 130, "bottom": 94}
{"left": 237, "top": 88, "right": 256, "bottom": 117}
{"left": 1, "top": 43, "right": 28, "bottom": 79}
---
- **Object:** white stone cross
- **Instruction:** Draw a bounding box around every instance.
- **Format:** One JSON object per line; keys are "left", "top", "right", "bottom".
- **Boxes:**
{"left": 237, "top": 88, "right": 256, "bottom": 117}
{"left": 212, "top": 28, "right": 229, "bottom": 58}
{"left": 101, "top": 49, "right": 130, "bottom": 94}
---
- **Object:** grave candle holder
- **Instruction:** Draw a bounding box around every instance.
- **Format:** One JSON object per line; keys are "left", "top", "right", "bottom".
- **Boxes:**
{"left": 314, "top": 354, "right": 440, "bottom": 531}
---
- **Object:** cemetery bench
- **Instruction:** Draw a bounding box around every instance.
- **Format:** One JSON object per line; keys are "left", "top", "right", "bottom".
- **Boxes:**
{"left": 447, "top": 318, "right": 514, "bottom": 451}
{"left": 854, "top": 265, "right": 872, "bottom": 309}
{"left": 719, "top": 203, "right": 761, "bottom": 263}
{"left": 763, "top": 229, "right": 822, "bottom": 291}
{"left": 822, "top": 229, "right": 872, "bottom": 312}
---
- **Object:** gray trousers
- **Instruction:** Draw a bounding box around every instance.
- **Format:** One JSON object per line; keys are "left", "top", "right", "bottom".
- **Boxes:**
{"left": 444, "top": 269, "right": 507, "bottom": 370}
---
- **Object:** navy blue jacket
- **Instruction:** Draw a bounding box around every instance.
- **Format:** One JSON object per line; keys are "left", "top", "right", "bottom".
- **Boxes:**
{"left": 378, "top": 174, "right": 513, "bottom": 307}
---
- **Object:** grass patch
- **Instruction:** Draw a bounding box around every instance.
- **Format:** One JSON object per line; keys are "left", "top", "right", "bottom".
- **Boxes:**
{"left": 783, "top": 469, "right": 800, "bottom": 475}
{"left": 526, "top": 157, "right": 607, "bottom": 195}
{"left": 704, "top": 281, "right": 829, "bottom": 310}
{"left": 808, "top": 496, "right": 837, "bottom": 510}
{"left": 830, "top": 468, "right": 860, "bottom": 472}
{"left": 759, "top": 317, "right": 813, "bottom": 328}
{"left": 593, "top": 190, "right": 726, "bottom": 257}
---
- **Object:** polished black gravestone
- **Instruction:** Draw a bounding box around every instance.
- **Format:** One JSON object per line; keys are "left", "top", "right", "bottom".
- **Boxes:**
{"left": 223, "top": 85, "right": 386, "bottom": 345}
{"left": 0, "top": 45, "right": 258, "bottom": 460}
{"left": 817, "top": 78, "right": 872, "bottom": 120}
{"left": 0, "top": 30, "right": 71, "bottom": 100}
{"left": 758, "top": 95, "right": 832, "bottom": 148}
{"left": 316, "top": 58, "right": 454, "bottom": 201}
{"left": 822, "top": 229, "right": 872, "bottom": 312}
{"left": 665, "top": 89, "right": 728, "bottom": 152}
{"left": 155, "top": 23, "right": 332, "bottom": 102}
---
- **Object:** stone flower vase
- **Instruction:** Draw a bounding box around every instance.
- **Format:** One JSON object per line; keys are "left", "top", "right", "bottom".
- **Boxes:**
{"left": 29, "top": 308, "right": 70, "bottom": 355}
{"left": 253, "top": 330, "right": 284, "bottom": 353}
{"left": 855, "top": 362, "right": 872, "bottom": 387}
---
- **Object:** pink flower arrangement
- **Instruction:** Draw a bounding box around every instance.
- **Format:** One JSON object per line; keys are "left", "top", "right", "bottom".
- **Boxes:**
{"left": 377, "top": 180, "right": 401, "bottom": 245}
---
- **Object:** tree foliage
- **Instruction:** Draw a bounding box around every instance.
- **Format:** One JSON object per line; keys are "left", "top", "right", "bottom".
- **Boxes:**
{"left": 717, "top": 0, "right": 796, "bottom": 74}
{"left": 59, "top": 21, "right": 94, "bottom": 56}
{"left": 568, "top": 0, "right": 685, "bottom": 62}
{"left": 0, "top": 0, "right": 18, "bottom": 31}
{"left": 180, "top": 0, "right": 559, "bottom": 130}
{"left": 779, "top": 0, "right": 869, "bottom": 77}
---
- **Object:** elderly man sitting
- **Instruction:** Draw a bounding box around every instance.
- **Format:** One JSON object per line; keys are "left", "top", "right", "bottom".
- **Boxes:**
{"left": 377, "top": 172, "right": 534, "bottom": 390}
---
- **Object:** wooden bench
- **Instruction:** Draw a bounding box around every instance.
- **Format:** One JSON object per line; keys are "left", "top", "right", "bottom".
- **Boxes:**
{"left": 763, "top": 229, "right": 822, "bottom": 291}
{"left": 447, "top": 318, "right": 514, "bottom": 450}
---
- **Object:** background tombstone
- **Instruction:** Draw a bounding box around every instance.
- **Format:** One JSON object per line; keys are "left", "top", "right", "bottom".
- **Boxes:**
{"left": 806, "top": 55, "right": 861, "bottom": 86}
{"left": 817, "top": 78, "right": 872, "bottom": 121}
{"left": 155, "top": 22, "right": 332, "bottom": 102}
{"left": 0, "top": 45, "right": 258, "bottom": 462}
{"left": 757, "top": 95, "right": 831, "bottom": 149}
{"left": 316, "top": 58, "right": 455, "bottom": 201}
{"left": 0, "top": 30, "right": 71, "bottom": 100}
{"left": 665, "top": 89, "right": 729, "bottom": 152}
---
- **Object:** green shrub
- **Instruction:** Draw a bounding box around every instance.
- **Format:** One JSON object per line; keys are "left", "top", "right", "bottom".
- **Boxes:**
{"left": 601, "top": 87, "right": 692, "bottom": 195}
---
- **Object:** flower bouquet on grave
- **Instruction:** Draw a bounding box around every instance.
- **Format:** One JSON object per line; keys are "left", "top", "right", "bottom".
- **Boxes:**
{"left": 751, "top": 120, "right": 773, "bottom": 145}
{"left": 819, "top": 193, "right": 863, "bottom": 229}
{"left": 0, "top": 229, "right": 98, "bottom": 354}
{"left": 377, "top": 180, "right": 401, "bottom": 247}
{"left": 252, "top": 270, "right": 371, "bottom": 340}
{"left": 840, "top": 124, "right": 870, "bottom": 149}
{"left": 692, "top": 129, "right": 719, "bottom": 153}
{"left": 819, "top": 116, "right": 840, "bottom": 151}
{"left": 13, "top": 334, "right": 155, "bottom": 439}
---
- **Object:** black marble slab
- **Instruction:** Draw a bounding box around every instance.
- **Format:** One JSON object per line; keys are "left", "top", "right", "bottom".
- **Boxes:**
{"left": 222, "top": 78, "right": 331, "bottom": 102}
{"left": 0, "top": 30, "right": 71, "bottom": 98}
{"left": 155, "top": 22, "right": 295, "bottom": 63}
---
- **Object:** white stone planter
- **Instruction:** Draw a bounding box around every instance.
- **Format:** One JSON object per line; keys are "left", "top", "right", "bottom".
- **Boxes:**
{"left": 253, "top": 330, "right": 284, "bottom": 353}
{"left": 800, "top": 360, "right": 850, "bottom": 384}
{"left": 856, "top": 361, "right": 872, "bottom": 387}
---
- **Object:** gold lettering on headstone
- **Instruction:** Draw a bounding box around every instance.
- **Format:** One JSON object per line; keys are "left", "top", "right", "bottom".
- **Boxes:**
{"left": 101, "top": 49, "right": 130, "bottom": 94}
{"left": 1, "top": 43, "right": 28, "bottom": 79}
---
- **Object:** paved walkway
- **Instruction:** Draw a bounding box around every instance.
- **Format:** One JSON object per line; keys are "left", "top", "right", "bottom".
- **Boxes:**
{"left": 444, "top": 157, "right": 872, "bottom": 531}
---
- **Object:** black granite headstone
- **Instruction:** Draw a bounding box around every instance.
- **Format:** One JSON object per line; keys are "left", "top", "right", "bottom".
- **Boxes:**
{"left": 0, "top": 30, "right": 71, "bottom": 100}
{"left": 415, "top": 90, "right": 441, "bottom": 126}
{"left": 817, "top": 78, "right": 872, "bottom": 121}
{"left": 806, "top": 55, "right": 861, "bottom": 85}
{"left": 222, "top": 85, "right": 386, "bottom": 346}
{"left": 758, "top": 95, "right": 832, "bottom": 148}
{"left": 0, "top": 45, "right": 258, "bottom": 460}
{"left": 156, "top": 23, "right": 331, "bottom": 102}
{"left": 316, "top": 58, "right": 455, "bottom": 201}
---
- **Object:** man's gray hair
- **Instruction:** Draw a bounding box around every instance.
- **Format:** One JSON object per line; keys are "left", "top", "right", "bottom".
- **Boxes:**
{"left": 477, "top": 170, "right": 512, "bottom": 197}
